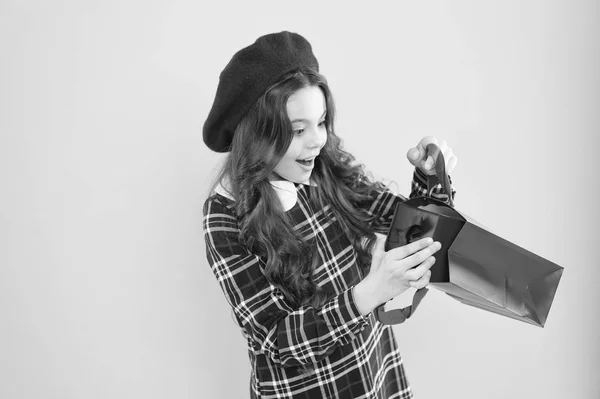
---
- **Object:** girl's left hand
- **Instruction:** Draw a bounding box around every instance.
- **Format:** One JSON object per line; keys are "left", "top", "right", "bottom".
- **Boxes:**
{"left": 406, "top": 136, "right": 458, "bottom": 176}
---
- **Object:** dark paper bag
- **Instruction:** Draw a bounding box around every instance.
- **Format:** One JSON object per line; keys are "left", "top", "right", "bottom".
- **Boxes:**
{"left": 375, "top": 144, "right": 563, "bottom": 327}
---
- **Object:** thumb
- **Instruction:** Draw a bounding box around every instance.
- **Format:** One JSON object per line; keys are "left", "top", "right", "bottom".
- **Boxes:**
{"left": 407, "top": 147, "right": 421, "bottom": 162}
{"left": 371, "top": 233, "right": 387, "bottom": 268}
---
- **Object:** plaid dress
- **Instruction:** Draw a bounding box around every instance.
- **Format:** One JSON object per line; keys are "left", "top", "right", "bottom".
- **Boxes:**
{"left": 203, "top": 168, "right": 455, "bottom": 398}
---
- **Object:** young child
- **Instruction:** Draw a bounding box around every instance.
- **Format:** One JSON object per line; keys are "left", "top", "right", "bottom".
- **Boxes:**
{"left": 202, "top": 31, "right": 457, "bottom": 399}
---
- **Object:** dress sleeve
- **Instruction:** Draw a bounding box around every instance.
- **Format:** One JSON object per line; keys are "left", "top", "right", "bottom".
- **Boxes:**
{"left": 202, "top": 195, "right": 370, "bottom": 368}
{"left": 410, "top": 166, "right": 457, "bottom": 203}
{"left": 361, "top": 168, "right": 457, "bottom": 233}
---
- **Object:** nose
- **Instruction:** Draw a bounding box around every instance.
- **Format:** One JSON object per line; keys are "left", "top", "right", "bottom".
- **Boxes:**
{"left": 307, "top": 124, "right": 327, "bottom": 149}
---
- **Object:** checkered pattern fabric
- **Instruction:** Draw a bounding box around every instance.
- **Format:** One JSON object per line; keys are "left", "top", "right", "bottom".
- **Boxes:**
{"left": 202, "top": 169, "right": 455, "bottom": 398}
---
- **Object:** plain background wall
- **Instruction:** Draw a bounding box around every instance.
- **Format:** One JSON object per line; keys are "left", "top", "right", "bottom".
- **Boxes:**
{"left": 1, "top": 1, "right": 598, "bottom": 398}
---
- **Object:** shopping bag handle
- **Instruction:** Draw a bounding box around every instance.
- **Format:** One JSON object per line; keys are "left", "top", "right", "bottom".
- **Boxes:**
{"left": 374, "top": 286, "right": 429, "bottom": 324}
{"left": 373, "top": 143, "right": 451, "bottom": 325}
{"left": 424, "top": 142, "right": 454, "bottom": 207}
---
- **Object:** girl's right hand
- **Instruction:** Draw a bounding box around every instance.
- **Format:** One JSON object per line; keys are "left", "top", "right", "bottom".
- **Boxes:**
{"left": 353, "top": 234, "right": 442, "bottom": 315}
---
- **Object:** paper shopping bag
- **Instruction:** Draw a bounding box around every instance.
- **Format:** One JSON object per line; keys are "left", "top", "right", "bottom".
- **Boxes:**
{"left": 374, "top": 144, "right": 563, "bottom": 327}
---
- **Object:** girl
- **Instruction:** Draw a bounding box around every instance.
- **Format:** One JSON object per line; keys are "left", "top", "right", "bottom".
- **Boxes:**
{"left": 202, "top": 31, "right": 457, "bottom": 399}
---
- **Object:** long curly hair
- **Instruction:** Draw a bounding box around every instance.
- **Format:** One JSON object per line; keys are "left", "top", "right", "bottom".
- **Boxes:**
{"left": 213, "top": 68, "right": 387, "bottom": 308}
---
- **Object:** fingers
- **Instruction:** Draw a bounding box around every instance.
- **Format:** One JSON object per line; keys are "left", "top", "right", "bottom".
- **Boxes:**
{"left": 409, "top": 269, "right": 432, "bottom": 289}
{"left": 390, "top": 239, "right": 441, "bottom": 279}
{"left": 418, "top": 136, "right": 438, "bottom": 170}
{"left": 446, "top": 154, "right": 458, "bottom": 175}
{"left": 407, "top": 147, "right": 420, "bottom": 162}
{"left": 416, "top": 136, "right": 438, "bottom": 158}
{"left": 371, "top": 236, "right": 440, "bottom": 298}
{"left": 370, "top": 233, "right": 387, "bottom": 269}
{"left": 407, "top": 137, "right": 458, "bottom": 176}
{"left": 423, "top": 139, "right": 448, "bottom": 172}
{"left": 422, "top": 155, "right": 435, "bottom": 172}
{"left": 404, "top": 255, "right": 436, "bottom": 281}
{"left": 371, "top": 233, "right": 386, "bottom": 252}
{"left": 404, "top": 240, "right": 442, "bottom": 266}
{"left": 438, "top": 139, "right": 448, "bottom": 152}
{"left": 440, "top": 140, "right": 449, "bottom": 158}
{"left": 407, "top": 136, "right": 438, "bottom": 167}
{"left": 387, "top": 237, "right": 439, "bottom": 261}
{"left": 439, "top": 140, "right": 457, "bottom": 175}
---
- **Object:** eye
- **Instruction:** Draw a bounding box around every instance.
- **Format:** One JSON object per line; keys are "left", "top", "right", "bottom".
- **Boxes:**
{"left": 293, "top": 128, "right": 305, "bottom": 135}
{"left": 318, "top": 120, "right": 326, "bottom": 127}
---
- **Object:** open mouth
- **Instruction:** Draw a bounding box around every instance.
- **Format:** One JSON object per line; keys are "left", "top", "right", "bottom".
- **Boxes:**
{"left": 296, "top": 157, "right": 315, "bottom": 167}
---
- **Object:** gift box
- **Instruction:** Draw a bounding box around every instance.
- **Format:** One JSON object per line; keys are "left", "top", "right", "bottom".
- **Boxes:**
{"left": 375, "top": 144, "right": 563, "bottom": 327}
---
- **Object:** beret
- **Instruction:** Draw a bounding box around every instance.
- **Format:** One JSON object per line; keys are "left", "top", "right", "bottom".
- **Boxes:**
{"left": 203, "top": 31, "right": 320, "bottom": 152}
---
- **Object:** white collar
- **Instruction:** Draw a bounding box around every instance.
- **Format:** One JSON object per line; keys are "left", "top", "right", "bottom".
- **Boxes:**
{"left": 214, "top": 177, "right": 317, "bottom": 212}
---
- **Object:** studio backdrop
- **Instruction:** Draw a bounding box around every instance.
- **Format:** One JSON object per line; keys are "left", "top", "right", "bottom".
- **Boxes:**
{"left": 0, "top": 1, "right": 598, "bottom": 399}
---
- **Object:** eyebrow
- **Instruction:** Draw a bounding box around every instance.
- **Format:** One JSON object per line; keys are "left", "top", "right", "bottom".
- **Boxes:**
{"left": 290, "top": 110, "right": 327, "bottom": 124}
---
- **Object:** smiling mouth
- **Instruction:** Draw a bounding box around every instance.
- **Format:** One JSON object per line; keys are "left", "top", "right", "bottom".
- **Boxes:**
{"left": 296, "top": 157, "right": 316, "bottom": 166}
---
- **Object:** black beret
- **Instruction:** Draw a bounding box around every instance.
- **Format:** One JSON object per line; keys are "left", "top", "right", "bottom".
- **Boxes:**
{"left": 203, "top": 31, "right": 320, "bottom": 152}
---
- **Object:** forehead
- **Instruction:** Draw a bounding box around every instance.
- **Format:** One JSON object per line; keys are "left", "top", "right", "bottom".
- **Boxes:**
{"left": 286, "top": 86, "right": 326, "bottom": 121}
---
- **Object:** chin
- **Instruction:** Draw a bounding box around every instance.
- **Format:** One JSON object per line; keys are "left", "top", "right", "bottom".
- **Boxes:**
{"left": 291, "top": 173, "right": 312, "bottom": 184}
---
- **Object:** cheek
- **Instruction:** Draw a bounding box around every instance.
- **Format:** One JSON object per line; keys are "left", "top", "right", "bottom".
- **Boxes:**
{"left": 321, "top": 130, "right": 328, "bottom": 147}
{"left": 283, "top": 138, "right": 303, "bottom": 160}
